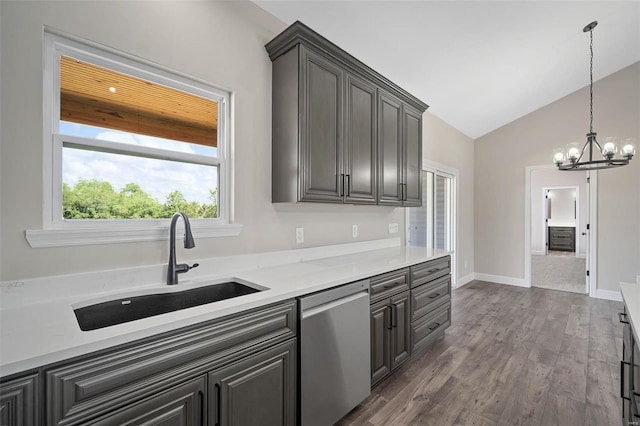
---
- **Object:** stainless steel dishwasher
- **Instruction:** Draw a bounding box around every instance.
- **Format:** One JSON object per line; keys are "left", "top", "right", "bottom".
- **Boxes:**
{"left": 299, "top": 280, "right": 370, "bottom": 426}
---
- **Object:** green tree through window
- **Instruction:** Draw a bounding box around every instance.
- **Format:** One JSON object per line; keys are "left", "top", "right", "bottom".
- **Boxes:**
{"left": 62, "top": 180, "right": 217, "bottom": 219}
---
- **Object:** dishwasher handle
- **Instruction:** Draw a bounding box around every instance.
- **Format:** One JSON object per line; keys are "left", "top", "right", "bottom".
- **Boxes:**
{"left": 301, "top": 291, "right": 369, "bottom": 319}
{"left": 299, "top": 279, "right": 369, "bottom": 312}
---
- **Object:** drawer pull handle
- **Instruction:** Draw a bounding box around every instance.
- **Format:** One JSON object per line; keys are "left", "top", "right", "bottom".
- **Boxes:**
{"left": 619, "top": 312, "right": 630, "bottom": 324}
{"left": 428, "top": 293, "right": 441, "bottom": 299}
{"left": 428, "top": 322, "right": 441, "bottom": 331}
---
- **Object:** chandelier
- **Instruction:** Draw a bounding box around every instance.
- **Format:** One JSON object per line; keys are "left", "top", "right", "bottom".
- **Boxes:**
{"left": 554, "top": 21, "right": 635, "bottom": 171}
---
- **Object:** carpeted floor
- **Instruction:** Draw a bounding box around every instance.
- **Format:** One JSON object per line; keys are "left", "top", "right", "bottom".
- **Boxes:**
{"left": 531, "top": 254, "right": 586, "bottom": 294}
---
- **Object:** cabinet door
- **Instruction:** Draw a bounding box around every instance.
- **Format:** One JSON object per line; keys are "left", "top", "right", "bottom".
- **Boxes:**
{"left": 370, "top": 299, "right": 391, "bottom": 386}
{"left": 344, "top": 73, "right": 377, "bottom": 204}
{"left": 0, "top": 373, "right": 39, "bottom": 426}
{"left": 403, "top": 104, "right": 422, "bottom": 206}
{"left": 377, "top": 91, "right": 403, "bottom": 205}
{"left": 90, "top": 376, "right": 205, "bottom": 426}
{"left": 390, "top": 292, "right": 411, "bottom": 369}
{"left": 209, "top": 340, "right": 296, "bottom": 426}
{"left": 299, "top": 47, "right": 343, "bottom": 203}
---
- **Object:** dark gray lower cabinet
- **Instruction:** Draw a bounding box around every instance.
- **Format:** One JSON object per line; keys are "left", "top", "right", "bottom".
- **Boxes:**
{"left": 41, "top": 300, "right": 296, "bottom": 426}
{"left": 390, "top": 292, "right": 411, "bottom": 367}
{"left": 371, "top": 256, "right": 452, "bottom": 388}
{"left": 370, "top": 299, "right": 391, "bottom": 385}
{"left": 209, "top": 340, "right": 296, "bottom": 426}
{"left": 369, "top": 265, "right": 412, "bottom": 388}
{"left": 91, "top": 376, "right": 205, "bottom": 426}
{"left": 0, "top": 373, "right": 40, "bottom": 426}
{"left": 369, "top": 293, "right": 410, "bottom": 387}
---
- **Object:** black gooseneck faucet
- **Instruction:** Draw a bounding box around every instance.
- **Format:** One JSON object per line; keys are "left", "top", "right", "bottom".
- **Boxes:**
{"left": 167, "top": 212, "right": 198, "bottom": 285}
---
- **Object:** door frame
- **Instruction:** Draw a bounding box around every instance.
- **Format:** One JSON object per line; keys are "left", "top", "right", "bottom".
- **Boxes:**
{"left": 524, "top": 165, "right": 597, "bottom": 296}
{"left": 543, "top": 186, "right": 581, "bottom": 258}
{"left": 406, "top": 160, "right": 458, "bottom": 286}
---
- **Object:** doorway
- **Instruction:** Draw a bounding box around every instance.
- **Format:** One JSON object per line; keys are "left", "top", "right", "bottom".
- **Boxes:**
{"left": 407, "top": 165, "right": 457, "bottom": 285}
{"left": 525, "top": 166, "right": 595, "bottom": 295}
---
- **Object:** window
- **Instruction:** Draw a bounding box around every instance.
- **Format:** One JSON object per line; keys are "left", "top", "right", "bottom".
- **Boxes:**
{"left": 26, "top": 30, "right": 240, "bottom": 247}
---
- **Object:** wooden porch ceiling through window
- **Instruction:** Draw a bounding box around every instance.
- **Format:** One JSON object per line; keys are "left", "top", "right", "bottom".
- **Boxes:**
{"left": 59, "top": 56, "right": 218, "bottom": 147}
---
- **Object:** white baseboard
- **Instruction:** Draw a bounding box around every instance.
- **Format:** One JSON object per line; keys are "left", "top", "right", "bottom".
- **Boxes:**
{"left": 474, "top": 273, "right": 529, "bottom": 288}
{"left": 595, "top": 289, "right": 622, "bottom": 302}
{"left": 455, "top": 273, "right": 475, "bottom": 288}
{"left": 531, "top": 250, "right": 545, "bottom": 256}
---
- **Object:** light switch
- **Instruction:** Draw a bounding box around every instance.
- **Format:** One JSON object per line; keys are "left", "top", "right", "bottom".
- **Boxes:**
{"left": 389, "top": 223, "right": 399, "bottom": 234}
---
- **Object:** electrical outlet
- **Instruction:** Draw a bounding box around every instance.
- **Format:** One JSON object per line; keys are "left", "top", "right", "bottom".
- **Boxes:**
{"left": 352, "top": 225, "right": 358, "bottom": 238}
{"left": 637, "top": 275, "right": 640, "bottom": 284}
{"left": 296, "top": 228, "right": 304, "bottom": 244}
{"left": 389, "top": 223, "right": 399, "bottom": 234}
{"left": 464, "top": 260, "right": 468, "bottom": 269}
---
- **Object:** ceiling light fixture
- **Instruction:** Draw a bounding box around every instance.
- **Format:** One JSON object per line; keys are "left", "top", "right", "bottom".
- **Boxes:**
{"left": 554, "top": 21, "right": 635, "bottom": 171}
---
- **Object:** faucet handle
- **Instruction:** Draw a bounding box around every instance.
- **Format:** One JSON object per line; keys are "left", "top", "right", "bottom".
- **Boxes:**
{"left": 189, "top": 263, "right": 199, "bottom": 271}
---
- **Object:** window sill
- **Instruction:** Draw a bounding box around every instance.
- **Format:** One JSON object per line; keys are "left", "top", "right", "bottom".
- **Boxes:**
{"left": 25, "top": 223, "right": 243, "bottom": 248}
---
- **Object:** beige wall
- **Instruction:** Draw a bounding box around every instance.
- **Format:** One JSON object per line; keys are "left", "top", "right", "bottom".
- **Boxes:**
{"left": 0, "top": 1, "right": 406, "bottom": 281}
{"left": 423, "top": 112, "right": 475, "bottom": 283}
{"left": 476, "top": 62, "right": 640, "bottom": 292}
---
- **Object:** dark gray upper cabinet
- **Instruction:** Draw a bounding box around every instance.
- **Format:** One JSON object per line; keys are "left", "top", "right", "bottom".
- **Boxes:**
{"left": 378, "top": 92, "right": 422, "bottom": 206}
{"left": 377, "top": 91, "right": 403, "bottom": 205}
{"left": 299, "top": 47, "right": 344, "bottom": 202}
{"left": 267, "top": 21, "right": 427, "bottom": 206}
{"left": 344, "top": 73, "right": 378, "bottom": 203}
{"left": 403, "top": 104, "right": 423, "bottom": 206}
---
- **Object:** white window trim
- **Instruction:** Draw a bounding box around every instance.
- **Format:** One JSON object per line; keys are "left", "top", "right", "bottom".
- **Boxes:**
{"left": 26, "top": 28, "right": 240, "bottom": 248}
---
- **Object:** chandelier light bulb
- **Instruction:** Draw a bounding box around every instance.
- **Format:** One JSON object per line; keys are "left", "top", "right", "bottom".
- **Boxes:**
{"left": 567, "top": 146, "right": 581, "bottom": 162}
{"left": 602, "top": 137, "right": 617, "bottom": 159}
{"left": 622, "top": 140, "right": 636, "bottom": 159}
{"left": 553, "top": 151, "right": 565, "bottom": 165}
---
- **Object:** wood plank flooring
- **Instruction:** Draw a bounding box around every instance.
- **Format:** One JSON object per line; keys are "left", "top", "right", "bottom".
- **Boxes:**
{"left": 337, "top": 281, "right": 624, "bottom": 426}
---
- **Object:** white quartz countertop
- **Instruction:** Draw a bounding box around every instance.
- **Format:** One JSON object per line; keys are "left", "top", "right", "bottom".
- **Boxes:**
{"left": 0, "top": 240, "right": 448, "bottom": 376}
{"left": 621, "top": 282, "right": 640, "bottom": 341}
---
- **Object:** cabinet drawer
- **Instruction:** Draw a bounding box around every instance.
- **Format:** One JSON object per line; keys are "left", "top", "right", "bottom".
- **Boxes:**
{"left": 46, "top": 300, "right": 296, "bottom": 426}
{"left": 411, "top": 256, "right": 450, "bottom": 288}
{"left": 370, "top": 268, "right": 410, "bottom": 304}
{"left": 411, "top": 275, "right": 450, "bottom": 322}
{"left": 411, "top": 303, "right": 450, "bottom": 353}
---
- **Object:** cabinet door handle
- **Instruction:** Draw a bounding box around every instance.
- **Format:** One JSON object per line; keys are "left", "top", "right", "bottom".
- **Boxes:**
{"left": 621, "top": 360, "right": 631, "bottom": 401}
{"left": 428, "top": 322, "right": 441, "bottom": 331}
{"left": 215, "top": 383, "right": 221, "bottom": 426}
{"left": 198, "top": 390, "right": 205, "bottom": 426}
{"left": 386, "top": 306, "right": 392, "bottom": 330}
{"left": 428, "top": 293, "right": 440, "bottom": 299}
{"left": 398, "top": 183, "right": 403, "bottom": 201}
{"left": 340, "top": 174, "right": 345, "bottom": 197}
{"left": 391, "top": 304, "right": 397, "bottom": 328}
{"left": 346, "top": 174, "right": 351, "bottom": 196}
{"left": 619, "top": 312, "right": 630, "bottom": 324}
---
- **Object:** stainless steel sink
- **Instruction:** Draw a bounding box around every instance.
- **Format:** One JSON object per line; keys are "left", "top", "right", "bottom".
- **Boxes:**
{"left": 74, "top": 280, "right": 264, "bottom": 331}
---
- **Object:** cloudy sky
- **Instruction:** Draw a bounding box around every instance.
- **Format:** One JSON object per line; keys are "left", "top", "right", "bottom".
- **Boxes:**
{"left": 61, "top": 122, "right": 217, "bottom": 204}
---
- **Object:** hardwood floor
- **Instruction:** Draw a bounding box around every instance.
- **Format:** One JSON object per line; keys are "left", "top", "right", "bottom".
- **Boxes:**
{"left": 337, "top": 281, "right": 624, "bottom": 426}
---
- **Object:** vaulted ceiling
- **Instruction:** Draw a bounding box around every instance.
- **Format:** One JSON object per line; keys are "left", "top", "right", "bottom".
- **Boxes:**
{"left": 254, "top": 1, "right": 640, "bottom": 139}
